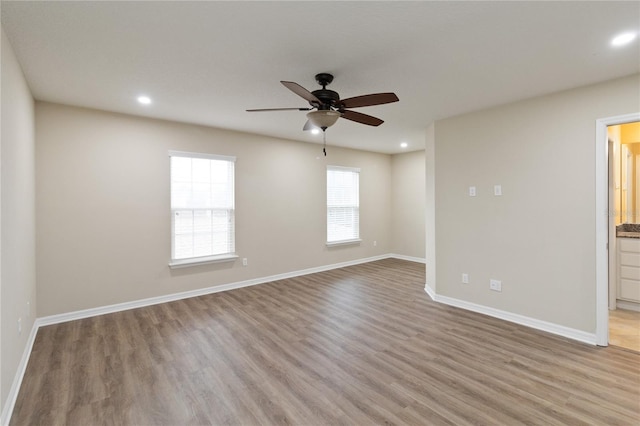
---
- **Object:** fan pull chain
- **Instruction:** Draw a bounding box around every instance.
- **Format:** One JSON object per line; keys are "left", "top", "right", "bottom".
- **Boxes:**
{"left": 323, "top": 130, "right": 327, "bottom": 156}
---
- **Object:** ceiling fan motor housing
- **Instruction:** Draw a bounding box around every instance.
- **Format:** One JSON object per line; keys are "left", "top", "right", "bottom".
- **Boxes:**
{"left": 311, "top": 73, "right": 340, "bottom": 109}
{"left": 311, "top": 89, "right": 340, "bottom": 109}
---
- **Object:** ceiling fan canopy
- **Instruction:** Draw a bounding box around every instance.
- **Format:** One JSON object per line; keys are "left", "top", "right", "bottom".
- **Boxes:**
{"left": 247, "top": 73, "right": 399, "bottom": 131}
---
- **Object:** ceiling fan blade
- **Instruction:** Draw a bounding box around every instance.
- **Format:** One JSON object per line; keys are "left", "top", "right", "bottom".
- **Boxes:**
{"left": 341, "top": 110, "right": 384, "bottom": 126}
{"left": 339, "top": 93, "right": 399, "bottom": 109}
{"left": 281, "top": 81, "right": 322, "bottom": 104}
{"left": 246, "top": 107, "right": 312, "bottom": 112}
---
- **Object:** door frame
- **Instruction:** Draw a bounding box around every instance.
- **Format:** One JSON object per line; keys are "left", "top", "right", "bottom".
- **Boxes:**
{"left": 595, "top": 112, "right": 640, "bottom": 346}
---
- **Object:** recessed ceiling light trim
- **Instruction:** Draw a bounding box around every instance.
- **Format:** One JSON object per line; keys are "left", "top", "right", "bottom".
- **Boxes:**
{"left": 137, "top": 95, "right": 152, "bottom": 105}
{"left": 611, "top": 32, "right": 637, "bottom": 47}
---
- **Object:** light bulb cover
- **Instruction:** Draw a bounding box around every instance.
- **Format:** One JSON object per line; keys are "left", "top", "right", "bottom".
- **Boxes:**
{"left": 137, "top": 95, "right": 152, "bottom": 105}
{"left": 306, "top": 110, "right": 340, "bottom": 129}
{"left": 611, "top": 32, "right": 637, "bottom": 47}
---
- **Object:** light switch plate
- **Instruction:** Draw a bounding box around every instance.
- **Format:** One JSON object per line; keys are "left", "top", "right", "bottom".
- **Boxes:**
{"left": 462, "top": 273, "right": 469, "bottom": 284}
{"left": 469, "top": 186, "right": 476, "bottom": 197}
{"left": 494, "top": 185, "right": 502, "bottom": 196}
{"left": 490, "top": 279, "right": 502, "bottom": 292}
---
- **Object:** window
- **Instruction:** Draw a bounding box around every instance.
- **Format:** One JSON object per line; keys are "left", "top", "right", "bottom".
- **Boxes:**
{"left": 327, "top": 166, "right": 360, "bottom": 245}
{"left": 169, "top": 151, "right": 236, "bottom": 267}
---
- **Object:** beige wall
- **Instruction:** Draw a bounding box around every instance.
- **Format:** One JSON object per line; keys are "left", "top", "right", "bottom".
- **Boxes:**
{"left": 35, "top": 103, "right": 394, "bottom": 316}
{"left": 620, "top": 122, "right": 640, "bottom": 143}
{"left": 391, "top": 150, "right": 425, "bottom": 259}
{"left": 431, "top": 74, "right": 640, "bottom": 332}
{"left": 620, "top": 122, "right": 640, "bottom": 223}
{"left": 1, "top": 28, "right": 36, "bottom": 413}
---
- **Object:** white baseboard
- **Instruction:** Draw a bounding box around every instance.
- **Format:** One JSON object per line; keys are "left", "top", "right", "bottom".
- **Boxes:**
{"left": 424, "top": 283, "right": 436, "bottom": 300}
{"left": 616, "top": 300, "right": 640, "bottom": 312}
{"left": 424, "top": 285, "right": 596, "bottom": 346}
{"left": 1, "top": 321, "right": 39, "bottom": 426}
{"left": 389, "top": 253, "right": 426, "bottom": 264}
{"left": 0, "top": 252, "right": 423, "bottom": 425}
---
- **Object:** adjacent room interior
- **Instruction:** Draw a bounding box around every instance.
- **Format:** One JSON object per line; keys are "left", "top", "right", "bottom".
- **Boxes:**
{"left": 608, "top": 122, "right": 640, "bottom": 352}
{"left": 1, "top": 1, "right": 639, "bottom": 424}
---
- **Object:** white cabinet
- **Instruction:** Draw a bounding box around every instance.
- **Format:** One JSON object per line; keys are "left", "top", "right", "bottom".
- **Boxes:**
{"left": 617, "top": 238, "right": 640, "bottom": 303}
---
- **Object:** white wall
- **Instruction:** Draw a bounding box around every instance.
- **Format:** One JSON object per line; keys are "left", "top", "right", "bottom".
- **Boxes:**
{"left": 35, "top": 103, "right": 393, "bottom": 317}
{"left": 1, "top": 28, "right": 36, "bottom": 416}
{"left": 430, "top": 74, "right": 640, "bottom": 333}
{"left": 391, "top": 150, "right": 425, "bottom": 259}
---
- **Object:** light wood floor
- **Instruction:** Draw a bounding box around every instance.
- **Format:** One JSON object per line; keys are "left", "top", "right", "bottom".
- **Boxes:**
{"left": 11, "top": 259, "right": 640, "bottom": 425}
{"left": 609, "top": 308, "right": 640, "bottom": 352}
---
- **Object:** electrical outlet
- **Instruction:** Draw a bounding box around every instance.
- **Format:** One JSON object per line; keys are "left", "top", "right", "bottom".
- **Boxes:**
{"left": 373, "top": 240, "right": 377, "bottom": 247}
{"left": 494, "top": 185, "right": 502, "bottom": 196}
{"left": 490, "top": 279, "right": 502, "bottom": 292}
{"left": 469, "top": 186, "right": 477, "bottom": 197}
{"left": 462, "top": 273, "right": 469, "bottom": 284}
{"left": 242, "top": 258, "right": 248, "bottom": 266}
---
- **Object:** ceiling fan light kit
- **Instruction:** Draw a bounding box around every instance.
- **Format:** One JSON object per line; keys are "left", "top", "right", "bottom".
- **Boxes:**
{"left": 306, "top": 110, "right": 340, "bottom": 130}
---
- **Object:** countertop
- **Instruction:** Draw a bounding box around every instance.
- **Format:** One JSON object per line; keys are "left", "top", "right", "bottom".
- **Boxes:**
{"left": 617, "top": 224, "right": 640, "bottom": 239}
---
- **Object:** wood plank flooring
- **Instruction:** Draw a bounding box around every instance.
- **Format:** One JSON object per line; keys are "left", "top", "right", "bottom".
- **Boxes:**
{"left": 609, "top": 308, "right": 640, "bottom": 352}
{"left": 10, "top": 259, "right": 640, "bottom": 425}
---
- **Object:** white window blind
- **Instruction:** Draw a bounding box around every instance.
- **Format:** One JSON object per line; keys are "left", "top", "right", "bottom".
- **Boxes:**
{"left": 170, "top": 151, "right": 235, "bottom": 262}
{"left": 327, "top": 166, "right": 360, "bottom": 244}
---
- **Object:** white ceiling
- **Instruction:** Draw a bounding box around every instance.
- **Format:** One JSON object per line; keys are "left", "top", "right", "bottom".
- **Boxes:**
{"left": 2, "top": 1, "right": 639, "bottom": 154}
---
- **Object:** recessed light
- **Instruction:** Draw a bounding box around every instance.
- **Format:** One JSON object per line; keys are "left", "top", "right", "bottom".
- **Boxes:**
{"left": 311, "top": 128, "right": 320, "bottom": 135}
{"left": 400, "top": 142, "right": 408, "bottom": 148}
{"left": 611, "top": 32, "right": 637, "bottom": 47}
{"left": 137, "top": 95, "right": 152, "bottom": 105}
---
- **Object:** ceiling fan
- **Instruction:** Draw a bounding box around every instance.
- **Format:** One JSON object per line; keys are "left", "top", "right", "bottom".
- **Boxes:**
{"left": 247, "top": 73, "right": 399, "bottom": 131}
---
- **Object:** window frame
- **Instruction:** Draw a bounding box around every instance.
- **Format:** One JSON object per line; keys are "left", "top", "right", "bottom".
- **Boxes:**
{"left": 168, "top": 150, "right": 238, "bottom": 268}
{"left": 326, "top": 165, "right": 361, "bottom": 246}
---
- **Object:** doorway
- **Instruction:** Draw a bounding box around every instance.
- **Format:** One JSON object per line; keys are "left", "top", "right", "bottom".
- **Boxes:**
{"left": 607, "top": 121, "right": 640, "bottom": 352}
{"left": 595, "top": 113, "right": 640, "bottom": 348}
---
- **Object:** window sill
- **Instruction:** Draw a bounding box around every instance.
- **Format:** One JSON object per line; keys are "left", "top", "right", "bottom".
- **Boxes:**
{"left": 326, "top": 239, "right": 362, "bottom": 247}
{"left": 169, "top": 254, "right": 239, "bottom": 269}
